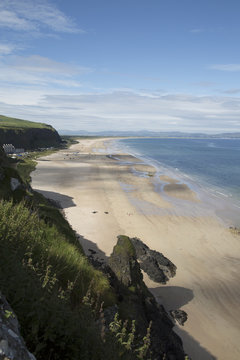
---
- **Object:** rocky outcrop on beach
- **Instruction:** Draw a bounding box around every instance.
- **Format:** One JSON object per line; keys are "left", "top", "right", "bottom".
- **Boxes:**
{"left": 0, "top": 291, "right": 36, "bottom": 360}
{"left": 170, "top": 310, "right": 188, "bottom": 326}
{"left": 131, "top": 237, "right": 177, "bottom": 284}
{"left": 106, "top": 235, "right": 186, "bottom": 360}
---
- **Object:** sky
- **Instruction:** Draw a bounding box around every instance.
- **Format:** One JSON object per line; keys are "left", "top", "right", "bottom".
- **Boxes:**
{"left": 0, "top": 0, "right": 240, "bottom": 133}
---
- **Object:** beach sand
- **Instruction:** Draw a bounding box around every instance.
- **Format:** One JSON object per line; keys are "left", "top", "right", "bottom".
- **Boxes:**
{"left": 32, "top": 138, "right": 240, "bottom": 360}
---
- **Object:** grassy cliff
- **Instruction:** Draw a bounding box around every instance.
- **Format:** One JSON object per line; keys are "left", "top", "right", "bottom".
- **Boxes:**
{"left": 0, "top": 147, "right": 141, "bottom": 359}
{"left": 0, "top": 115, "right": 53, "bottom": 130}
{"left": 0, "top": 127, "right": 187, "bottom": 359}
{"left": 0, "top": 115, "right": 62, "bottom": 149}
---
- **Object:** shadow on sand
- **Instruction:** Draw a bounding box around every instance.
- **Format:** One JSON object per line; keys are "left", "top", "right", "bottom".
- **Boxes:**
{"left": 77, "top": 232, "right": 108, "bottom": 262}
{"left": 76, "top": 230, "right": 218, "bottom": 360}
{"left": 150, "top": 285, "right": 217, "bottom": 359}
{"left": 33, "top": 184, "right": 217, "bottom": 360}
{"left": 34, "top": 189, "right": 76, "bottom": 209}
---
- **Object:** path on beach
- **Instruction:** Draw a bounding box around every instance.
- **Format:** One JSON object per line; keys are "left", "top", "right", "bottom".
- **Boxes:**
{"left": 32, "top": 138, "right": 240, "bottom": 360}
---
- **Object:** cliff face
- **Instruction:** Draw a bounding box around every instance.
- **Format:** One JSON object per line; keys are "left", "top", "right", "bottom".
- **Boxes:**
{"left": 0, "top": 291, "right": 36, "bottom": 360}
{"left": 0, "top": 127, "right": 61, "bottom": 150}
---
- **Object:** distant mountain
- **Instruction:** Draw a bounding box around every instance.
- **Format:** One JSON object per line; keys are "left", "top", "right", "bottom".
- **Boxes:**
{"left": 58, "top": 129, "right": 240, "bottom": 138}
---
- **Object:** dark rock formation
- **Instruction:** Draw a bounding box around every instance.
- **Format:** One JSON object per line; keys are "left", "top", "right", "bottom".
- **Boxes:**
{"left": 107, "top": 235, "right": 186, "bottom": 360}
{"left": 170, "top": 310, "right": 188, "bottom": 326}
{"left": 0, "top": 127, "right": 61, "bottom": 150}
{"left": 131, "top": 237, "right": 177, "bottom": 284}
{"left": 0, "top": 147, "right": 30, "bottom": 200}
{"left": 0, "top": 291, "right": 36, "bottom": 360}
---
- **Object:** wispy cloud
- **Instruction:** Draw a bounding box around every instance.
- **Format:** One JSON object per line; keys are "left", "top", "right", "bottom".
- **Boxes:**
{"left": 0, "top": 55, "right": 92, "bottom": 90}
{"left": 0, "top": 43, "right": 18, "bottom": 55}
{"left": 1, "top": 90, "right": 240, "bottom": 133}
{"left": 191, "top": 81, "right": 217, "bottom": 88}
{"left": 222, "top": 88, "right": 240, "bottom": 95}
{"left": 5, "top": 55, "right": 91, "bottom": 75}
{"left": 0, "top": 0, "right": 83, "bottom": 33}
{"left": 210, "top": 64, "right": 240, "bottom": 72}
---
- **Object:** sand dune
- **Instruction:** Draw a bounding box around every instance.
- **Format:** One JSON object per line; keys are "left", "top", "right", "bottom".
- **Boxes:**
{"left": 32, "top": 138, "right": 240, "bottom": 360}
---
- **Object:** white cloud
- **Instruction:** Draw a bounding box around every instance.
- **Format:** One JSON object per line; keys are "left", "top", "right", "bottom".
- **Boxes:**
{"left": 0, "top": 9, "right": 34, "bottom": 30}
{"left": 0, "top": 43, "right": 17, "bottom": 55}
{"left": 210, "top": 64, "right": 240, "bottom": 72}
{"left": 4, "top": 55, "right": 91, "bottom": 75}
{"left": 0, "top": 55, "right": 92, "bottom": 90}
{"left": 0, "top": 0, "right": 83, "bottom": 33}
{"left": 1, "top": 90, "right": 240, "bottom": 133}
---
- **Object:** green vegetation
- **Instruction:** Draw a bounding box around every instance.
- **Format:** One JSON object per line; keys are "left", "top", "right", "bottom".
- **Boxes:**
{"left": 0, "top": 135, "right": 185, "bottom": 359}
{"left": 109, "top": 313, "right": 151, "bottom": 359}
{"left": 0, "top": 147, "right": 149, "bottom": 359}
{"left": 17, "top": 158, "right": 36, "bottom": 184}
{"left": 113, "top": 235, "right": 136, "bottom": 257}
{"left": 0, "top": 198, "right": 152, "bottom": 359}
{"left": 0, "top": 114, "right": 53, "bottom": 130}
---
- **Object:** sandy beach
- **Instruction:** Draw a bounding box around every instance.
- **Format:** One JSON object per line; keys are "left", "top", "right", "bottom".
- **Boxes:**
{"left": 31, "top": 138, "right": 240, "bottom": 360}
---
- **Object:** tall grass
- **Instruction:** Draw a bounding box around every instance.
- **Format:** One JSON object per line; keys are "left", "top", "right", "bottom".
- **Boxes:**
{"left": 0, "top": 200, "right": 120, "bottom": 359}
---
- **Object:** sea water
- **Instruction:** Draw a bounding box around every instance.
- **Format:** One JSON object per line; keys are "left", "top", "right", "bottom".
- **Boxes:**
{"left": 114, "top": 138, "right": 240, "bottom": 226}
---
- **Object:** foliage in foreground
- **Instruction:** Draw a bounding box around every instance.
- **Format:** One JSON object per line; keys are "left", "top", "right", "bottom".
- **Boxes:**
{"left": 0, "top": 201, "right": 118, "bottom": 359}
{"left": 0, "top": 148, "right": 153, "bottom": 359}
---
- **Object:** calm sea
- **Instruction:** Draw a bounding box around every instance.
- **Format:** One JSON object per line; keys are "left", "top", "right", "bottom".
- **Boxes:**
{"left": 115, "top": 137, "right": 240, "bottom": 226}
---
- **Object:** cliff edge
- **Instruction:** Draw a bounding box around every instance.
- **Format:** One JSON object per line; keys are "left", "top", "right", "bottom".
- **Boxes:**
{"left": 0, "top": 115, "right": 62, "bottom": 150}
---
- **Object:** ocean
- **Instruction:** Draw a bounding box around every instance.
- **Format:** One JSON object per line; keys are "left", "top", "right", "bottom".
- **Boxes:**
{"left": 114, "top": 137, "right": 240, "bottom": 226}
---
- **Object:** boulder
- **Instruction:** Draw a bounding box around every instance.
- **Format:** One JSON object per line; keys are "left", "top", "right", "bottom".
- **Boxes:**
{"left": 170, "top": 310, "right": 188, "bottom": 326}
{"left": 131, "top": 237, "right": 177, "bottom": 283}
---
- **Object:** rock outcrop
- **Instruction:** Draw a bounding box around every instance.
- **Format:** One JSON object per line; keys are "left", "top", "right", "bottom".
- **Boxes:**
{"left": 170, "top": 310, "right": 188, "bottom": 326}
{"left": 131, "top": 237, "right": 177, "bottom": 284}
{"left": 0, "top": 291, "right": 36, "bottom": 360}
{"left": 107, "top": 235, "right": 186, "bottom": 360}
{"left": 0, "top": 147, "right": 30, "bottom": 199}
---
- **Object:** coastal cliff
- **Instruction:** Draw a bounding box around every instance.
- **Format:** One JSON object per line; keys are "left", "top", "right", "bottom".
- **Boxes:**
{"left": 0, "top": 132, "right": 187, "bottom": 359}
{"left": 0, "top": 115, "right": 62, "bottom": 149}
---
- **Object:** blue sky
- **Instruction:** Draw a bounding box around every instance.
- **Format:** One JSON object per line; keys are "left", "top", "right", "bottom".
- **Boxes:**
{"left": 0, "top": 0, "right": 240, "bottom": 133}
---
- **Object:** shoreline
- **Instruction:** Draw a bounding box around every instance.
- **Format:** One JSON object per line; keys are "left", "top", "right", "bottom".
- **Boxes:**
{"left": 114, "top": 137, "right": 240, "bottom": 228}
{"left": 31, "top": 138, "right": 240, "bottom": 360}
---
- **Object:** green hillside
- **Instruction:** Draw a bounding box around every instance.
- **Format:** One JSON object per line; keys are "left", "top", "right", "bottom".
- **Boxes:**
{"left": 0, "top": 114, "right": 53, "bottom": 130}
{"left": 0, "top": 114, "right": 62, "bottom": 149}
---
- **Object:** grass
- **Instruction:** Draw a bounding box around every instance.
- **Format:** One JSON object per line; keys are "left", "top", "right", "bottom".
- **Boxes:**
{"left": 113, "top": 235, "right": 136, "bottom": 257}
{"left": 0, "top": 114, "right": 53, "bottom": 130}
{"left": 17, "top": 158, "right": 37, "bottom": 184}
{"left": 0, "top": 140, "right": 152, "bottom": 359}
{"left": 0, "top": 200, "right": 119, "bottom": 359}
{"left": 0, "top": 149, "right": 140, "bottom": 359}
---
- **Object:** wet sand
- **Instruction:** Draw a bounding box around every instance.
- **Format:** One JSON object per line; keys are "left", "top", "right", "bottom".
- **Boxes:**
{"left": 32, "top": 138, "right": 240, "bottom": 360}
